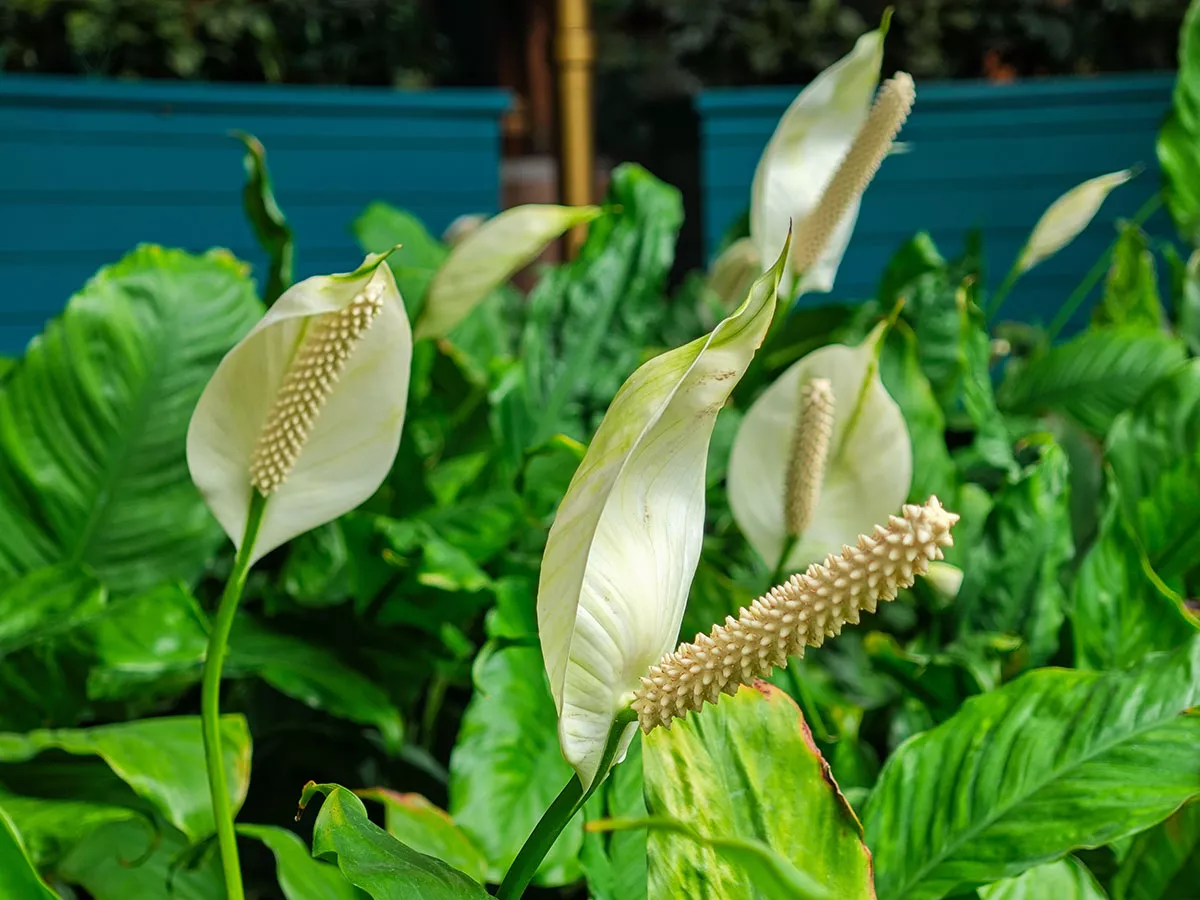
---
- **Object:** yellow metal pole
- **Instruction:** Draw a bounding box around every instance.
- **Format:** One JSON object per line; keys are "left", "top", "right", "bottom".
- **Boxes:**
{"left": 555, "top": 0, "right": 594, "bottom": 257}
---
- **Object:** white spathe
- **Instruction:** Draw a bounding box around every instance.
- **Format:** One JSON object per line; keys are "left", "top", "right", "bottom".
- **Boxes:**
{"left": 416, "top": 204, "right": 600, "bottom": 340}
{"left": 187, "top": 252, "right": 412, "bottom": 565}
{"left": 728, "top": 323, "right": 912, "bottom": 573}
{"left": 1017, "top": 169, "right": 1136, "bottom": 274}
{"left": 749, "top": 24, "right": 885, "bottom": 298}
{"left": 537, "top": 243, "right": 790, "bottom": 790}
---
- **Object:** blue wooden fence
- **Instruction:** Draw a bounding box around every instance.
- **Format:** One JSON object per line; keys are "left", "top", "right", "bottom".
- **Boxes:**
{"left": 0, "top": 75, "right": 510, "bottom": 353}
{"left": 697, "top": 73, "right": 1176, "bottom": 327}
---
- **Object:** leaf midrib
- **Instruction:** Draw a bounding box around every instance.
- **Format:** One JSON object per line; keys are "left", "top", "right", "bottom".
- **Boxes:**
{"left": 888, "top": 675, "right": 1194, "bottom": 900}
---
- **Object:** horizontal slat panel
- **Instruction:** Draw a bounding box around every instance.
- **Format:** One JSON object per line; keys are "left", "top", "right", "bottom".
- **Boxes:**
{"left": 697, "top": 73, "right": 1174, "bottom": 329}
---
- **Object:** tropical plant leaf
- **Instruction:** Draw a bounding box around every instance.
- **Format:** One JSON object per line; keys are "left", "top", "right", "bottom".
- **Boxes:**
{"left": 1093, "top": 223, "right": 1161, "bottom": 329}
{"left": 997, "top": 328, "right": 1186, "bottom": 435}
{"left": 864, "top": 637, "right": 1200, "bottom": 900}
{"left": 0, "top": 565, "right": 106, "bottom": 654}
{"left": 1159, "top": 0, "right": 1200, "bottom": 246}
{"left": 0, "top": 245, "right": 261, "bottom": 594}
{"left": 0, "top": 715, "right": 250, "bottom": 842}
{"left": 239, "top": 823, "right": 366, "bottom": 900}
{"left": 1110, "top": 801, "right": 1200, "bottom": 900}
{"left": 233, "top": 131, "right": 294, "bottom": 305}
{"left": 301, "top": 783, "right": 490, "bottom": 900}
{"left": 352, "top": 202, "right": 448, "bottom": 322}
{"left": 0, "top": 793, "right": 141, "bottom": 869}
{"left": 978, "top": 857, "right": 1106, "bottom": 900}
{"left": 357, "top": 789, "right": 488, "bottom": 886}
{"left": 644, "top": 682, "right": 874, "bottom": 900}
{"left": 0, "top": 803, "right": 58, "bottom": 898}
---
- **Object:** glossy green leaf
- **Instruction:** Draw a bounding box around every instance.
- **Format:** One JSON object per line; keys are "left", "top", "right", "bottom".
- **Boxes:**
{"left": 0, "top": 246, "right": 261, "bottom": 593}
{"left": 582, "top": 734, "right": 648, "bottom": 900}
{"left": 978, "top": 858, "right": 1106, "bottom": 900}
{"left": 303, "top": 783, "right": 490, "bottom": 899}
{"left": 644, "top": 682, "right": 874, "bottom": 899}
{"left": 0, "top": 793, "right": 141, "bottom": 869}
{"left": 0, "top": 565, "right": 106, "bottom": 654}
{"left": 417, "top": 204, "right": 600, "bottom": 340}
{"left": 1093, "top": 223, "right": 1161, "bottom": 329}
{"left": 954, "top": 439, "right": 1072, "bottom": 665}
{"left": 1159, "top": 0, "right": 1200, "bottom": 246}
{"left": 997, "top": 328, "right": 1187, "bottom": 435}
{"left": 239, "top": 823, "right": 366, "bottom": 900}
{"left": 0, "top": 804, "right": 57, "bottom": 898}
{"left": 357, "top": 789, "right": 487, "bottom": 885}
{"left": 589, "top": 816, "right": 832, "bottom": 900}
{"left": 57, "top": 819, "right": 223, "bottom": 900}
{"left": 228, "top": 616, "right": 405, "bottom": 754}
{"left": 448, "top": 643, "right": 581, "bottom": 886}
{"left": 233, "top": 131, "right": 294, "bottom": 305}
{"left": 0, "top": 715, "right": 250, "bottom": 842}
{"left": 1110, "top": 801, "right": 1200, "bottom": 900}
{"left": 864, "top": 637, "right": 1200, "bottom": 900}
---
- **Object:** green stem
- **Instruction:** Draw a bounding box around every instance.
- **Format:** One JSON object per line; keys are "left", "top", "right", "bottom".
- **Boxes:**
{"left": 770, "top": 533, "right": 799, "bottom": 587}
{"left": 201, "top": 491, "right": 266, "bottom": 900}
{"left": 1045, "top": 193, "right": 1162, "bottom": 341}
{"left": 984, "top": 260, "right": 1022, "bottom": 320}
{"left": 496, "top": 708, "right": 637, "bottom": 899}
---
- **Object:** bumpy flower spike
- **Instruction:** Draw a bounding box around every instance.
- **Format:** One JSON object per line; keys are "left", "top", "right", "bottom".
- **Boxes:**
{"left": 784, "top": 377, "right": 835, "bottom": 537}
{"left": 633, "top": 496, "right": 958, "bottom": 731}
{"left": 249, "top": 282, "right": 386, "bottom": 494}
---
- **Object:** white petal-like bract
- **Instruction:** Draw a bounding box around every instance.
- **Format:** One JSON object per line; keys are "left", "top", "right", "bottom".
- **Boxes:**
{"left": 728, "top": 323, "right": 912, "bottom": 573}
{"left": 1018, "top": 169, "right": 1136, "bottom": 274}
{"left": 537, "top": 243, "right": 789, "bottom": 789}
{"left": 187, "top": 252, "right": 412, "bottom": 564}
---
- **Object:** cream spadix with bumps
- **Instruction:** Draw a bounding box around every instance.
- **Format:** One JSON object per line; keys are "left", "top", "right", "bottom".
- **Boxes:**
{"left": 729, "top": 322, "right": 912, "bottom": 574}
{"left": 633, "top": 497, "right": 958, "bottom": 730}
{"left": 188, "top": 251, "right": 411, "bottom": 563}
{"left": 538, "top": 239, "right": 790, "bottom": 791}
{"left": 747, "top": 16, "right": 888, "bottom": 297}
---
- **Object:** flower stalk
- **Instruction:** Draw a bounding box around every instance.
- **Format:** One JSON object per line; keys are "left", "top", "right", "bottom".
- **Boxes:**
{"left": 633, "top": 497, "right": 958, "bottom": 731}
{"left": 784, "top": 377, "right": 835, "bottom": 539}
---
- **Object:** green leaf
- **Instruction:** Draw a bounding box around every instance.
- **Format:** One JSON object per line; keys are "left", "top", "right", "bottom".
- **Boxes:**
{"left": 448, "top": 643, "right": 582, "bottom": 886}
{"left": 1159, "top": 0, "right": 1200, "bottom": 246}
{"left": 0, "top": 715, "right": 250, "bottom": 842}
{"left": 644, "top": 682, "right": 874, "bottom": 899}
{"left": 352, "top": 202, "right": 448, "bottom": 322}
{"left": 0, "top": 246, "right": 262, "bottom": 594}
{"left": 228, "top": 616, "right": 405, "bottom": 754}
{"left": 955, "top": 439, "right": 1073, "bottom": 665}
{"left": 978, "top": 858, "right": 1107, "bottom": 900}
{"left": 233, "top": 132, "right": 294, "bottom": 305}
{"left": 864, "top": 637, "right": 1200, "bottom": 900}
{"left": 582, "top": 734, "right": 648, "bottom": 900}
{"left": 57, "top": 819, "right": 223, "bottom": 900}
{"left": 588, "top": 816, "right": 832, "bottom": 900}
{"left": 1110, "top": 801, "right": 1200, "bottom": 900}
{"left": 239, "top": 823, "right": 366, "bottom": 900}
{"left": 997, "top": 328, "right": 1187, "bottom": 435}
{"left": 0, "top": 792, "right": 140, "bottom": 869}
{"left": 1069, "top": 496, "right": 1196, "bottom": 670}
{"left": 0, "top": 565, "right": 106, "bottom": 654}
{"left": 0, "top": 804, "right": 57, "bottom": 898}
{"left": 302, "top": 783, "right": 490, "bottom": 899}
{"left": 1093, "top": 223, "right": 1161, "bottom": 329}
{"left": 357, "top": 789, "right": 487, "bottom": 885}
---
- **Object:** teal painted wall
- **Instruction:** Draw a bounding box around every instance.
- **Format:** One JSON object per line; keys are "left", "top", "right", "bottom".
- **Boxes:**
{"left": 0, "top": 75, "right": 510, "bottom": 354}
{"left": 698, "top": 73, "right": 1176, "bottom": 329}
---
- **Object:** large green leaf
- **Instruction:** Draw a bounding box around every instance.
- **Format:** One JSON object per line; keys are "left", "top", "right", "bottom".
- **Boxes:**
{"left": 57, "top": 819, "right": 223, "bottom": 900}
{"left": 357, "top": 789, "right": 487, "bottom": 885}
{"left": 302, "top": 783, "right": 490, "bottom": 900}
{"left": 644, "top": 682, "right": 874, "bottom": 900}
{"left": 1159, "top": 0, "right": 1200, "bottom": 246}
{"left": 978, "top": 858, "right": 1106, "bottom": 900}
{"left": 954, "top": 439, "right": 1073, "bottom": 665}
{"left": 582, "top": 734, "right": 649, "bottom": 900}
{"left": 0, "top": 793, "right": 140, "bottom": 869}
{"left": 1093, "top": 223, "right": 1161, "bottom": 330}
{"left": 997, "top": 328, "right": 1186, "bottom": 436}
{"left": 448, "top": 643, "right": 582, "bottom": 886}
{"left": 1110, "top": 801, "right": 1200, "bottom": 900}
{"left": 0, "top": 804, "right": 57, "bottom": 898}
{"left": 0, "top": 565, "right": 106, "bottom": 654}
{"left": 227, "top": 616, "right": 405, "bottom": 754}
{"left": 240, "top": 823, "right": 366, "bottom": 900}
{"left": 0, "top": 245, "right": 262, "bottom": 594}
{"left": 864, "top": 637, "right": 1200, "bottom": 900}
{"left": 0, "top": 715, "right": 250, "bottom": 841}
{"left": 353, "top": 202, "right": 448, "bottom": 322}
{"left": 233, "top": 131, "right": 294, "bottom": 305}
